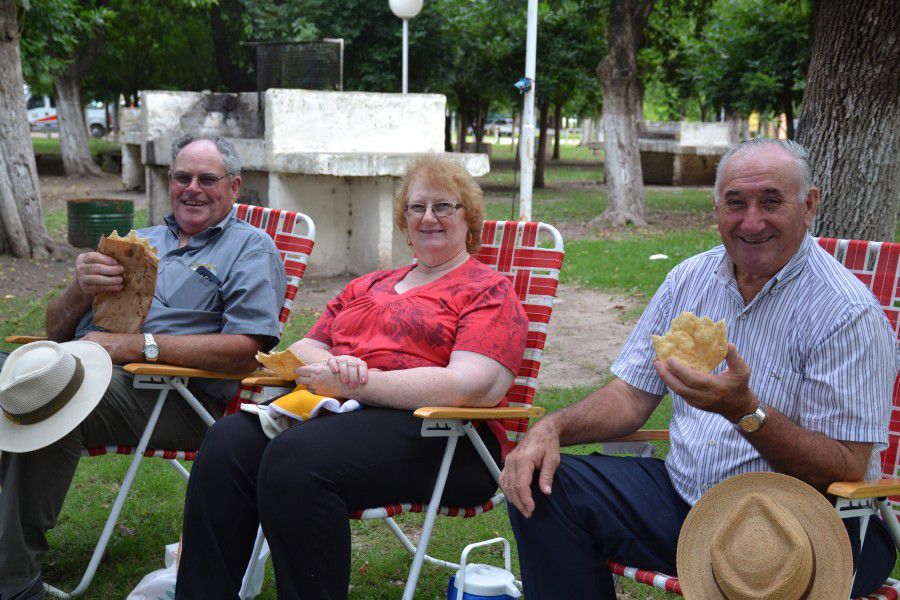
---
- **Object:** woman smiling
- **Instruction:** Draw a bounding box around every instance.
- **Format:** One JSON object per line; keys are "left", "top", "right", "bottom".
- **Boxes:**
{"left": 176, "top": 154, "right": 528, "bottom": 600}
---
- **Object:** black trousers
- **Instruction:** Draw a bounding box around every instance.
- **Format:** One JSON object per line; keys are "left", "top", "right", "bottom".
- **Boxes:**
{"left": 508, "top": 453, "right": 897, "bottom": 599}
{"left": 175, "top": 408, "right": 501, "bottom": 599}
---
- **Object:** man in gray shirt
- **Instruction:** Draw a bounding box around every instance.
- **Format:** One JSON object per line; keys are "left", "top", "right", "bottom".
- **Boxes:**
{"left": 0, "top": 135, "right": 287, "bottom": 599}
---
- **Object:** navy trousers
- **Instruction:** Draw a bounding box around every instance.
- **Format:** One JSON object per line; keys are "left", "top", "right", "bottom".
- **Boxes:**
{"left": 508, "top": 453, "right": 896, "bottom": 599}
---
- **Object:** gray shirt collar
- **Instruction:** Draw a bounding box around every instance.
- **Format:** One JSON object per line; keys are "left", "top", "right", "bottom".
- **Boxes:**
{"left": 162, "top": 206, "right": 237, "bottom": 251}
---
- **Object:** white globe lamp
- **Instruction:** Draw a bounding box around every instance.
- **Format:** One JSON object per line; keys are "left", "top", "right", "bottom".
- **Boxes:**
{"left": 388, "top": 0, "right": 424, "bottom": 93}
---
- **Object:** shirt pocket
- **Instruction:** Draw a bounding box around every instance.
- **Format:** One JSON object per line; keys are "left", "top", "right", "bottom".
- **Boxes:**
{"left": 753, "top": 361, "right": 804, "bottom": 420}
{"left": 158, "top": 262, "right": 222, "bottom": 312}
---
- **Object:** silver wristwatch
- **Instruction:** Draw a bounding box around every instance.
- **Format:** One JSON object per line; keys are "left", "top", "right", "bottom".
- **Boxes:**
{"left": 143, "top": 333, "right": 159, "bottom": 363}
{"left": 735, "top": 403, "right": 766, "bottom": 434}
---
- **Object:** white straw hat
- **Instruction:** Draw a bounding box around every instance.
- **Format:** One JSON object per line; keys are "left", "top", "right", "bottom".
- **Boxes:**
{"left": 0, "top": 340, "right": 112, "bottom": 453}
{"left": 677, "top": 472, "right": 853, "bottom": 600}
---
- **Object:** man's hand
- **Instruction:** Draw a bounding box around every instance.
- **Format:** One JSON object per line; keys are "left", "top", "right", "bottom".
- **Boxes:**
{"left": 499, "top": 418, "right": 561, "bottom": 518}
{"left": 75, "top": 252, "right": 125, "bottom": 298}
{"left": 654, "top": 343, "right": 757, "bottom": 422}
{"left": 81, "top": 331, "right": 143, "bottom": 364}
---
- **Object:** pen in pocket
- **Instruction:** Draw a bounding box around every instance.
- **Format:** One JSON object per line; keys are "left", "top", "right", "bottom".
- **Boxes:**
{"left": 194, "top": 266, "right": 222, "bottom": 285}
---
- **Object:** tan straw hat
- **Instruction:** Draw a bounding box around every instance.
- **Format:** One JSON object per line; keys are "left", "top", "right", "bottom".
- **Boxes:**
{"left": 677, "top": 472, "right": 852, "bottom": 600}
{"left": 0, "top": 340, "right": 112, "bottom": 453}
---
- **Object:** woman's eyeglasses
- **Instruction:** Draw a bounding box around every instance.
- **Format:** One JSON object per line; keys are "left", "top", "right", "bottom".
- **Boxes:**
{"left": 405, "top": 202, "right": 463, "bottom": 217}
{"left": 169, "top": 170, "right": 232, "bottom": 188}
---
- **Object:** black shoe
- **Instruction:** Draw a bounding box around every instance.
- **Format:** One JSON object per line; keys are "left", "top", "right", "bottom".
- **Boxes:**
{"left": 0, "top": 574, "right": 43, "bottom": 600}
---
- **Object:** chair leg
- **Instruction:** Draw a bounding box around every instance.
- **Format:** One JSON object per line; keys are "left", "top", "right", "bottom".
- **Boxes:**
{"left": 401, "top": 435, "right": 459, "bottom": 600}
{"left": 383, "top": 517, "right": 460, "bottom": 570}
{"left": 167, "top": 459, "right": 191, "bottom": 481}
{"left": 45, "top": 388, "right": 171, "bottom": 598}
{"left": 878, "top": 499, "right": 900, "bottom": 549}
{"left": 170, "top": 378, "right": 216, "bottom": 427}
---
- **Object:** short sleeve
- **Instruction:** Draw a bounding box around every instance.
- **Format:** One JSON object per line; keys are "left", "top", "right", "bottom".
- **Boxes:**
{"left": 219, "top": 245, "right": 287, "bottom": 350}
{"left": 798, "top": 303, "right": 895, "bottom": 448}
{"left": 305, "top": 277, "right": 366, "bottom": 347}
{"left": 453, "top": 276, "right": 528, "bottom": 375}
{"left": 610, "top": 278, "right": 672, "bottom": 396}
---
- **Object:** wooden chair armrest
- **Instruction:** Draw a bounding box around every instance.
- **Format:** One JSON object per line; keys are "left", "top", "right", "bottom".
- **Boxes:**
{"left": 123, "top": 363, "right": 262, "bottom": 381}
{"left": 5, "top": 335, "right": 48, "bottom": 344}
{"left": 241, "top": 375, "right": 296, "bottom": 387}
{"left": 413, "top": 406, "right": 545, "bottom": 420}
{"left": 605, "top": 429, "right": 670, "bottom": 443}
{"left": 827, "top": 478, "right": 900, "bottom": 499}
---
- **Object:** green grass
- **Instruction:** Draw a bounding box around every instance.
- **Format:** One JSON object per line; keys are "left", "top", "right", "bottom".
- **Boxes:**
{"left": 486, "top": 142, "right": 601, "bottom": 162}
{"left": 32, "top": 137, "right": 119, "bottom": 157}
{"left": 563, "top": 230, "right": 722, "bottom": 304}
{"left": 484, "top": 187, "right": 711, "bottom": 229}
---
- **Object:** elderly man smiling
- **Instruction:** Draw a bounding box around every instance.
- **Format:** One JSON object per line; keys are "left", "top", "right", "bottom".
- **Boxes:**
{"left": 500, "top": 138, "right": 898, "bottom": 599}
{"left": 0, "top": 135, "right": 286, "bottom": 600}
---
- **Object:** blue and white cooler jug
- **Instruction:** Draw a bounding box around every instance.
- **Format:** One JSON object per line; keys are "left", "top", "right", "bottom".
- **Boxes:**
{"left": 446, "top": 538, "right": 521, "bottom": 600}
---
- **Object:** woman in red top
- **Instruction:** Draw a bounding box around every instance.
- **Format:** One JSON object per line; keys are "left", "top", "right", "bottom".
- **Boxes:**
{"left": 177, "top": 155, "right": 528, "bottom": 600}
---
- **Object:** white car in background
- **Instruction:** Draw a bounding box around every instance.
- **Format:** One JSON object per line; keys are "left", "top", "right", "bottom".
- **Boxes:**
{"left": 26, "top": 94, "right": 107, "bottom": 137}
{"left": 485, "top": 116, "right": 514, "bottom": 137}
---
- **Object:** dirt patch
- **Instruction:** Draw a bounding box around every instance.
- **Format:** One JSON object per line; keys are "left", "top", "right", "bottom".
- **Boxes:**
{"left": 40, "top": 173, "right": 145, "bottom": 214}
{"left": 540, "top": 284, "right": 635, "bottom": 387}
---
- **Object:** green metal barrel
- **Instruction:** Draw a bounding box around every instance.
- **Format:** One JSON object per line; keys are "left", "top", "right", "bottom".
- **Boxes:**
{"left": 67, "top": 198, "right": 134, "bottom": 249}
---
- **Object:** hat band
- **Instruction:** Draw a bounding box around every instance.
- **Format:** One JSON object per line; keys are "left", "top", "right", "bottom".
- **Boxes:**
{"left": 3, "top": 357, "right": 86, "bottom": 426}
{"left": 712, "top": 530, "right": 817, "bottom": 600}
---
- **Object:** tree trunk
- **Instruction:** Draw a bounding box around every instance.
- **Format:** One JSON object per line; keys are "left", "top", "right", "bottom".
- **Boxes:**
{"left": 444, "top": 113, "right": 453, "bottom": 152}
{"left": 535, "top": 100, "right": 549, "bottom": 189}
{"left": 782, "top": 92, "right": 795, "bottom": 140}
{"left": 54, "top": 30, "right": 104, "bottom": 177}
{"left": 55, "top": 75, "right": 101, "bottom": 176}
{"left": 0, "top": 0, "right": 63, "bottom": 258}
{"left": 552, "top": 103, "right": 561, "bottom": 160}
{"left": 593, "top": 0, "right": 655, "bottom": 227}
{"left": 455, "top": 100, "right": 469, "bottom": 153}
{"left": 797, "top": 1, "right": 899, "bottom": 241}
{"left": 0, "top": 143, "right": 30, "bottom": 257}
{"left": 209, "top": 0, "right": 256, "bottom": 92}
{"left": 468, "top": 100, "right": 487, "bottom": 153}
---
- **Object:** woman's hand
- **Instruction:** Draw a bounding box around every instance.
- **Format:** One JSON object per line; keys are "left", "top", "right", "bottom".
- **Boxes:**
{"left": 296, "top": 356, "right": 368, "bottom": 399}
{"left": 326, "top": 355, "right": 369, "bottom": 389}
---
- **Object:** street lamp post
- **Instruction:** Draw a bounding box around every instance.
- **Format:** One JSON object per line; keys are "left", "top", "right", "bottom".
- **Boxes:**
{"left": 519, "top": 0, "right": 538, "bottom": 221}
{"left": 389, "top": 0, "right": 424, "bottom": 94}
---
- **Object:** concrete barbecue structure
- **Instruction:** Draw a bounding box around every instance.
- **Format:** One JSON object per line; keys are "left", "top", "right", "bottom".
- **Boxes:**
{"left": 121, "top": 89, "right": 488, "bottom": 276}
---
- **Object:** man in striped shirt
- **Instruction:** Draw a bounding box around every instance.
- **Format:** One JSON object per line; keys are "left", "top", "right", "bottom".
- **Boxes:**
{"left": 501, "top": 138, "right": 898, "bottom": 599}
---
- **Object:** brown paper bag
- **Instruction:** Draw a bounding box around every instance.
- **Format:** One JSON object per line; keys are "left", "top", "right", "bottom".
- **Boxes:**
{"left": 92, "top": 235, "right": 159, "bottom": 333}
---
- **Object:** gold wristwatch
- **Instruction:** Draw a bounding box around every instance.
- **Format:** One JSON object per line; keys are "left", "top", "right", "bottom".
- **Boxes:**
{"left": 735, "top": 403, "right": 766, "bottom": 433}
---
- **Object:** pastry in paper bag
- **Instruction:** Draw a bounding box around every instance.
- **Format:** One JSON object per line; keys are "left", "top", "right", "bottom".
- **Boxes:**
{"left": 92, "top": 230, "right": 159, "bottom": 333}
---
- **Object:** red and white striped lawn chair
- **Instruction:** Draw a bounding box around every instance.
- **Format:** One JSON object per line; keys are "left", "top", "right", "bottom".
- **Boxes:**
{"left": 6, "top": 204, "right": 315, "bottom": 598}
{"left": 606, "top": 237, "right": 900, "bottom": 600}
{"left": 241, "top": 220, "right": 565, "bottom": 600}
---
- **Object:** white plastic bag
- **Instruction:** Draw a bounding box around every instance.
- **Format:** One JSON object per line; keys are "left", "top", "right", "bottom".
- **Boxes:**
{"left": 126, "top": 542, "right": 179, "bottom": 600}
{"left": 127, "top": 539, "right": 272, "bottom": 600}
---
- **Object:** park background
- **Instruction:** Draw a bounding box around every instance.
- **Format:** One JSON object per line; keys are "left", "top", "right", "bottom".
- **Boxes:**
{"left": 0, "top": 0, "right": 898, "bottom": 598}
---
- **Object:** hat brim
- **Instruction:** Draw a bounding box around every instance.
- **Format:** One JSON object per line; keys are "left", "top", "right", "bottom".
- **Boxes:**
{"left": 0, "top": 341, "right": 113, "bottom": 453}
{"left": 677, "top": 472, "right": 853, "bottom": 600}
